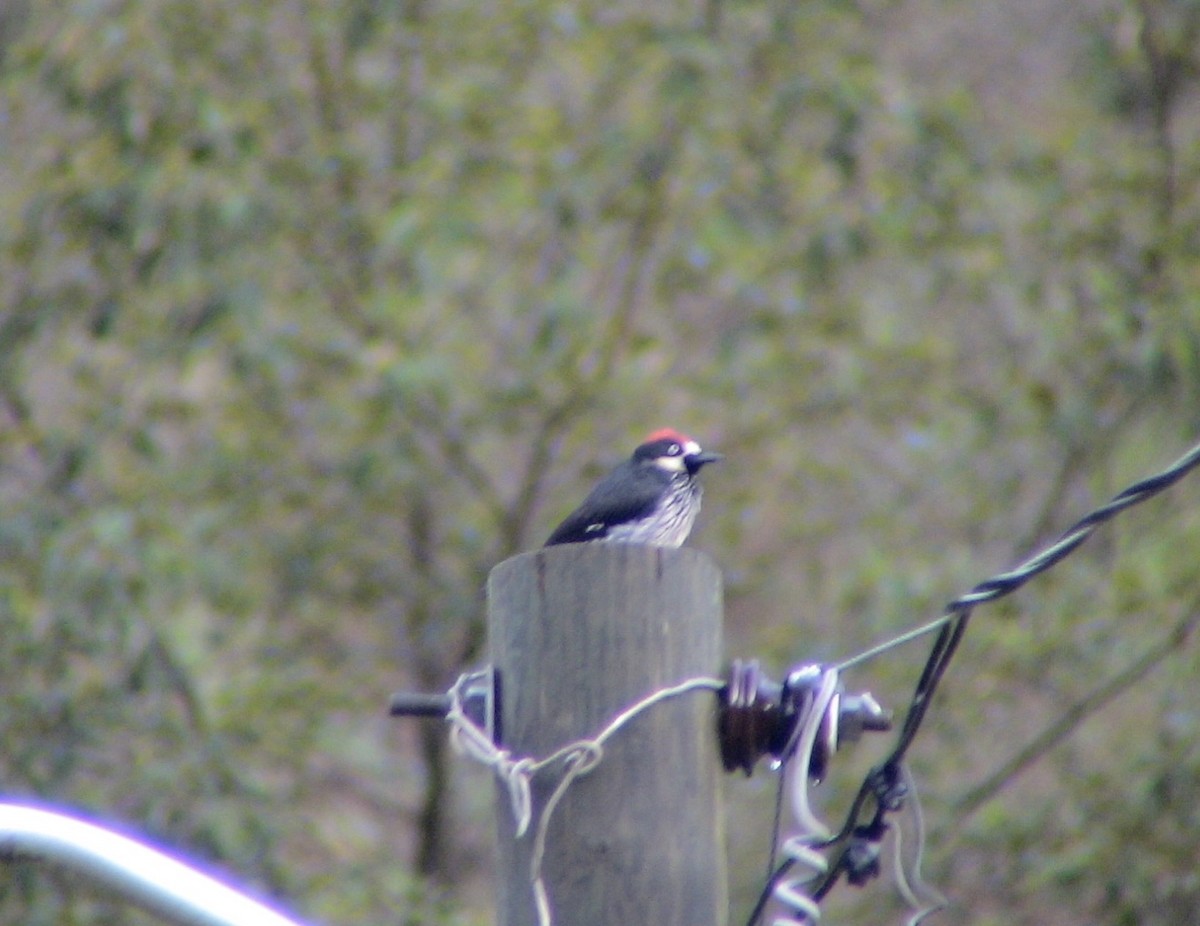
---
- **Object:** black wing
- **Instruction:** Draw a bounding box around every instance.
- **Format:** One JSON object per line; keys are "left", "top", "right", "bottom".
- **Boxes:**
{"left": 544, "top": 462, "right": 669, "bottom": 546}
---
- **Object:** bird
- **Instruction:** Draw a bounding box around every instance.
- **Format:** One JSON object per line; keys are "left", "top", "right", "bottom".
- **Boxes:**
{"left": 544, "top": 429, "right": 721, "bottom": 548}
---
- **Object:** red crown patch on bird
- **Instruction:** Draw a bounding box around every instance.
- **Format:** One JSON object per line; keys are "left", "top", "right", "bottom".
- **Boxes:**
{"left": 643, "top": 427, "right": 693, "bottom": 445}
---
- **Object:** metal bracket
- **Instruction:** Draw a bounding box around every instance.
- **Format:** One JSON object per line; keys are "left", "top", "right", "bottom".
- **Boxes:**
{"left": 389, "top": 667, "right": 500, "bottom": 744}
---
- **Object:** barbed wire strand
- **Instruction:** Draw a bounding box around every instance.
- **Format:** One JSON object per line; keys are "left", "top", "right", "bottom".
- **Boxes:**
{"left": 448, "top": 673, "right": 725, "bottom": 926}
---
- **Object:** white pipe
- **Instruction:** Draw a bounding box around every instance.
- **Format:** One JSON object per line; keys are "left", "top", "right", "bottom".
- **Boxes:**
{"left": 0, "top": 803, "right": 312, "bottom": 926}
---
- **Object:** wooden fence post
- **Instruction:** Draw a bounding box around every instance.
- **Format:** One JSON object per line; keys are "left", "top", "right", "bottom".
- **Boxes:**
{"left": 487, "top": 543, "right": 727, "bottom": 926}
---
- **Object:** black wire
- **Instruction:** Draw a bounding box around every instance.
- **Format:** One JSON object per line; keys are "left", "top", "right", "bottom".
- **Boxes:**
{"left": 945, "top": 439, "right": 1200, "bottom": 610}
{"left": 766, "top": 759, "right": 787, "bottom": 881}
{"left": 866, "top": 436, "right": 1200, "bottom": 785}
{"left": 891, "top": 610, "right": 972, "bottom": 764}
{"left": 742, "top": 614, "right": 975, "bottom": 926}
{"left": 746, "top": 858, "right": 790, "bottom": 926}
{"left": 748, "top": 763, "right": 790, "bottom": 926}
{"left": 753, "top": 436, "right": 1200, "bottom": 924}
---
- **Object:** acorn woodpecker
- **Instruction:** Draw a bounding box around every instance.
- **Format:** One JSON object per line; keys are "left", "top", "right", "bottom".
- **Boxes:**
{"left": 544, "top": 429, "right": 721, "bottom": 548}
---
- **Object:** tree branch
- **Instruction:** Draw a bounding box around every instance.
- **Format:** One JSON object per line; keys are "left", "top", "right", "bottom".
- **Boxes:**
{"left": 953, "top": 599, "right": 1200, "bottom": 821}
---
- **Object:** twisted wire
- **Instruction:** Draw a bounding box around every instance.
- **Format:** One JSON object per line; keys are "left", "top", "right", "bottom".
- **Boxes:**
{"left": 448, "top": 673, "right": 725, "bottom": 926}
{"left": 769, "top": 436, "right": 1200, "bottom": 925}
{"left": 839, "top": 436, "right": 1200, "bottom": 673}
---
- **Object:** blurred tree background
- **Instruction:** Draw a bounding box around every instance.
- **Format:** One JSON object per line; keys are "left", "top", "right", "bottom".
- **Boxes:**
{"left": 1, "top": 0, "right": 1198, "bottom": 924}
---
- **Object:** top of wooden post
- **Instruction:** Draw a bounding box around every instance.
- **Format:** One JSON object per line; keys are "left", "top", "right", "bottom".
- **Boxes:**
{"left": 487, "top": 542, "right": 728, "bottom": 926}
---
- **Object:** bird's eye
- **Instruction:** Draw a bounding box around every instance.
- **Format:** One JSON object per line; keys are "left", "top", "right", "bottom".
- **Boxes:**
{"left": 668, "top": 443, "right": 681, "bottom": 455}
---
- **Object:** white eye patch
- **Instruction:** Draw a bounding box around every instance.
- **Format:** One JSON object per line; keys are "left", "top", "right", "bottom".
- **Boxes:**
{"left": 653, "top": 454, "right": 688, "bottom": 472}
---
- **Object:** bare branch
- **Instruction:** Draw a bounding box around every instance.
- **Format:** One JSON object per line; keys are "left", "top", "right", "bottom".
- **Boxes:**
{"left": 953, "top": 599, "right": 1200, "bottom": 821}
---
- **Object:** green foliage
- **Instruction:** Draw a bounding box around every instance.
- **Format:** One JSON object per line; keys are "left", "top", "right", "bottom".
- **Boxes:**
{"left": 1, "top": 0, "right": 1199, "bottom": 924}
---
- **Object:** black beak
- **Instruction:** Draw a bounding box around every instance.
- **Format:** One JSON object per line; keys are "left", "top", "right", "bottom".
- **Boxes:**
{"left": 685, "top": 451, "right": 722, "bottom": 475}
